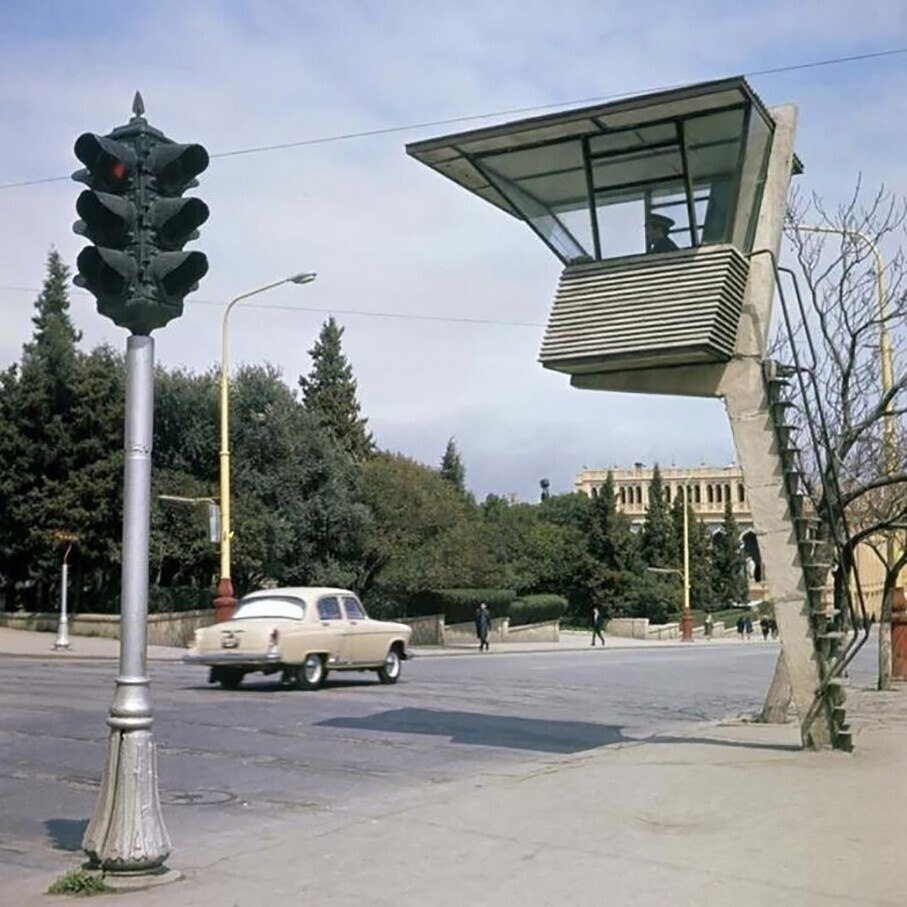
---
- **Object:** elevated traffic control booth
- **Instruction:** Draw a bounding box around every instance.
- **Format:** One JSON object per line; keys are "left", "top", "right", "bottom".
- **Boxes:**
{"left": 408, "top": 79, "right": 852, "bottom": 751}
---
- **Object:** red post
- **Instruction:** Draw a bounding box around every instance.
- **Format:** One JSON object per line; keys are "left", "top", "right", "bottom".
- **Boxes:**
{"left": 891, "top": 587, "right": 907, "bottom": 681}
{"left": 681, "top": 610, "right": 695, "bottom": 642}
{"left": 213, "top": 576, "right": 237, "bottom": 623}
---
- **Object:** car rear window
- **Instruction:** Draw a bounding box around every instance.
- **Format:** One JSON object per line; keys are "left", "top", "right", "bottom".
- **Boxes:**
{"left": 317, "top": 597, "right": 343, "bottom": 620}
{"left": 233, "top": 597, "right": 306, "bottom": 620}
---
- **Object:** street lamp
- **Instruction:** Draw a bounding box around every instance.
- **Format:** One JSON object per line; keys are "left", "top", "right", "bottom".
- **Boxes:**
{"left": 214, "top": 272, "right": 316, "bottom": 620}
{"left": 646, "top": 483, "right": 693, "bottom": 642}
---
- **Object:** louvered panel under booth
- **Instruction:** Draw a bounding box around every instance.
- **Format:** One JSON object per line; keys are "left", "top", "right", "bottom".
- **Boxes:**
{"left": 407, "top": 77, "right": 777, "bottom": 382}
{"left": 539, "top": 245, "right": 749, "bottom": 375}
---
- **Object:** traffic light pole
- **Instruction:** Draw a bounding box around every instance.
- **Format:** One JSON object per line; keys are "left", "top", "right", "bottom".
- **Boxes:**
{"left": 83, "top": 335, "right": 171, "bottom": 874}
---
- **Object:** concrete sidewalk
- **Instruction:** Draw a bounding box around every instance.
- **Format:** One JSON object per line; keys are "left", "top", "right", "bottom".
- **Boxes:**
{"left": 0, "top": 625, "right": 747, "bottom": 662}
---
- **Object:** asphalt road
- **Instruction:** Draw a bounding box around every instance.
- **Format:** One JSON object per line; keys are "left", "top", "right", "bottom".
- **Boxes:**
{"left": 0, "top": 640, "right": 877, "bottom": 883}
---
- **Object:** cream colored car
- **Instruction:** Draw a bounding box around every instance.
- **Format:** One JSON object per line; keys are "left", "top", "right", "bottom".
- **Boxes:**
{"left": 183, "top": 587, "right": 412, "bottom": 690}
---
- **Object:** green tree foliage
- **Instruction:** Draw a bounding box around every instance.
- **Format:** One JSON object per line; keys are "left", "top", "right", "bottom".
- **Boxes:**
{"left": 230, "top": 364, "right": 369, "bottom": 592}
{"left": 480, "top": 494, "right": 584, "bottom": 597}
{"left": 712, "top": 497, "right": 748, "bottom": 607}
{"left": 640, "top": 464, "right": 676, "bottom": 568}
{"left": 0, "top": 251, "right": 123, "bottom": 610}
{"left": 298, "top": 317, "right": 374, "bottom": 461}
{"left": 358, "top": 452, "right": 497, "bottom": 606}
{"left": 439, "top": 437, "right": 467, "bottom": 494}
{"left": 584, "top": 473, "right": 641, "bottom": 618}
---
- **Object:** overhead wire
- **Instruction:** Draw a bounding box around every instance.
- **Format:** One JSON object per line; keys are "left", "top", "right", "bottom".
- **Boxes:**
{"left": 0, "top": 45, "right": 905, "bottom": 191}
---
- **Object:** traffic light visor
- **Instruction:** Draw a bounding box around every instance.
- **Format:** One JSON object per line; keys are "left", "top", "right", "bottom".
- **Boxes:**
{"left": 76, "top": 246, "right": 137, "bottom": 297}
{"left": 73, "top": 133, "right": 137, "bottom": 192}
{"left": 148, "top": 143, "right": 210, "bottom": 195}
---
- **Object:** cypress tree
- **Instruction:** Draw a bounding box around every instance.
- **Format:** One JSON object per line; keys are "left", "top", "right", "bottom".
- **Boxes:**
{"left": 299, "top": 317, "right": 374, "bottom": 461}
{"left": 439, "top": 437, "right": 466, "bottom": 494}
{"left": 712, "top": 497, "right": 748, "bottom": 607}
{"left": 640, "top": 464, "right": 676, "bottom": 568}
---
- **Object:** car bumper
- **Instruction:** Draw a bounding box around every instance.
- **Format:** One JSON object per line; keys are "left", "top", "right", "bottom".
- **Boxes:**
{"left": 183, "top": 650, "right": 282, "bottom": 667}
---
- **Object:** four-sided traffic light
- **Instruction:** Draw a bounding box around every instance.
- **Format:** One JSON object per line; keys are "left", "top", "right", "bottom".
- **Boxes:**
{"left": 73, "top": 102, "right": 210, "bottom": 334}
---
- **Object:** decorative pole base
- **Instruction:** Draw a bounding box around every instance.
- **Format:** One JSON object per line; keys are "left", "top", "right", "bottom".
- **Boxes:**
{"left": 213, "top": 576, "right": 237, "bottom": 622}
{"left": 83, "top": 727, "right": 170, "bottom": 873}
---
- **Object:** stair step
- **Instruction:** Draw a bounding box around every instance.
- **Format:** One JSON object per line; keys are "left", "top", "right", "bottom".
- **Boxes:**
{"left": 834, "top": 730, "right": 854, "bottom": 752}
{"left": 812, "top": 607, "right": 841, "bottom": 616}
{"left": 817, "top": 631, "right": 848, "bottom": 640}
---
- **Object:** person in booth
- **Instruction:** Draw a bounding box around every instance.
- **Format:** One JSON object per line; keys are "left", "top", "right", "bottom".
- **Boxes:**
{"left": 645, "top": 213, "right": 679, "bottom": 254}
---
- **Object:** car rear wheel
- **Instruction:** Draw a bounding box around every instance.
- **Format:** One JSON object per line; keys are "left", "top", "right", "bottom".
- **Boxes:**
{"left": 377, "top": 647, "right": 402, "bottom": 685}
{"left": 218, "top": 668, "right": 244, "bottom": 690}
{"left": 296, "top": 653, "right": 326, "bottom": 691}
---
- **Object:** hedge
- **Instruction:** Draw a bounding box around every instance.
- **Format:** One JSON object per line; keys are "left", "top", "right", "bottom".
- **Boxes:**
{"left": 148, "top": 585, "right": 214, "bottom": 614}
{"left": 509, "top": 594, "right": 568, "bottom": 627}
{"left": 407, "top": 588, "right": 515, "bottom": 624}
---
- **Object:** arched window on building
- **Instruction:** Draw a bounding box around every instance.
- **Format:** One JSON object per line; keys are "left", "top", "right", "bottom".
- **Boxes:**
{"left": 738, "top": 483, "right": 746, "bottom": 503}
{"left": 619, "top": 486, "right": 626, "bottom": 505}
{"left": 636, "top": 486, "right": 643, "bottom": 504}
{"left": 717, "top": 484, "right": 723, "bottom": 503}
{"left": 707, "top": 484, "right": 714, "bottom": 504}
{"left": 725, "top": 484, "right": 732, "bottom": 503}
{"left": 665, "top": 485, "right": 671, "bottom": 503}
{"left": 694, "top": 485, "right": 701, "bottom": 504}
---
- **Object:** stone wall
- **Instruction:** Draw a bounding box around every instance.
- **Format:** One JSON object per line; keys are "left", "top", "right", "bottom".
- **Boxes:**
{"left": 396, "top": 614, "right": 445, "bottom": 646}
{"left": 443, "top": 616, "right": 509, "bottom": 646}
{"left": 0, "top": 610, "right": 217, "bottom": 647}
{"left": 506, "top": 620, "right": 559, "bottom": 643}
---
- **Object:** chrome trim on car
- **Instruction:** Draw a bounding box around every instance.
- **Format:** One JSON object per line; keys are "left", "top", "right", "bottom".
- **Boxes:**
{"left": 182, "top": 650, "right": 281, "bottom": 666}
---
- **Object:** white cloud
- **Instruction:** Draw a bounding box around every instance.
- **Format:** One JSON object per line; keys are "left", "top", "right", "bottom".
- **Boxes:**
{"left": 0, "top": 0, "right": 904, "bottom": 499}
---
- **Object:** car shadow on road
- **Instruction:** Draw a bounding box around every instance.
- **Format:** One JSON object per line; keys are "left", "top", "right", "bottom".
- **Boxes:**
{"left": 44, "top": 818, "right": 88, "bottom": 852}
{"left": 316, "top": 708, "right": 632, "bottom": 753}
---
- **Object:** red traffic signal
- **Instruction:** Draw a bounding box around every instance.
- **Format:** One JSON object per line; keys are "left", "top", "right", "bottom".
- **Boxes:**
{"left": 73, "top": 133, "right": 137, "bottom": 193}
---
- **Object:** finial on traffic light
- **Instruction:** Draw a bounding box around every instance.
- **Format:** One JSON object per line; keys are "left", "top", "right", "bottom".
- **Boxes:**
{"left": 132, "top": 91, "right": 145, "bottom": 118}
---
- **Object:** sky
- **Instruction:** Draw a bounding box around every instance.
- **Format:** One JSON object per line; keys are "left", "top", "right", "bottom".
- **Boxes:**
{"left": 0, "top": 0, "right": 905, "bottom": 501}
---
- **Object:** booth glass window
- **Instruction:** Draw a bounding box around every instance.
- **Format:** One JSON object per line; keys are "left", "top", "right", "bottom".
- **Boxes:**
{"left": 470, "top": 102, "right": 774, "bottom": 265}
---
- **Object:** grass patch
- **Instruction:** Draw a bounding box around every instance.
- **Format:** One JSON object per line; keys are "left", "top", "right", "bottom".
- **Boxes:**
{"left": 47, "top": 868, "right": 111, "bottom": 896}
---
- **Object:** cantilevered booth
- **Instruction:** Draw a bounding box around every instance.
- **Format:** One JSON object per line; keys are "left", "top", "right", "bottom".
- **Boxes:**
{"left": 407, "top": 77, "right": 780, "bottom": 379}
{"left": 408, "top": 81, "right": 861, "bottom": 753}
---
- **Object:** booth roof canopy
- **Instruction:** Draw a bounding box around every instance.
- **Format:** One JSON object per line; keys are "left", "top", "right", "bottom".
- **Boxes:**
{"left": 406, "top": 76, "right": 782, "bottom": 219}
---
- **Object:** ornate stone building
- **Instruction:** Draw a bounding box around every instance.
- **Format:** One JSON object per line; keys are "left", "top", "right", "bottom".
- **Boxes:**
{"left": 575, "top": 463, "right": 765, "bottom": 590}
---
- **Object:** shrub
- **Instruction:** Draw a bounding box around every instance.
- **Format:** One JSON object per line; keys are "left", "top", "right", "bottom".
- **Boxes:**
{"left": 148, "top": 585, "right": 213, "bottom": 613}
{"left": 408, "top": 588, "right": 515, "bottom": 624}
{"left": 509, "top": 594, "right": 568, "bottom": 627}
{"left": 47, "top": 869, "right": 110, "bottom": 895}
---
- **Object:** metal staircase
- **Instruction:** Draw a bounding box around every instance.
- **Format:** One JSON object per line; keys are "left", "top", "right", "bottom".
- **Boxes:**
{"left": 760, "top": 260, "right": 871, "bottom": 751}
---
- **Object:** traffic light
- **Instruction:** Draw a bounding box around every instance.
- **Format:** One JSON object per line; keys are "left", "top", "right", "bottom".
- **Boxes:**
{"left": 146, "top": 142, "right": 210, "bottom": 307}
{"left": 72, "top": 133, "right": 138, "bottom": 318}
{"left": 72, "top": 97, "right": 209, "bottom": 334}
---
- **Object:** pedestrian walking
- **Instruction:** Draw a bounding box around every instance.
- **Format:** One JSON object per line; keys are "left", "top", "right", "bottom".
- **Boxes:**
{"left": 736, "top": 615, "right": 745, "bottom": 639}
{"left": 744, "top": 615, "right": 754, "bottom": 640}
{"left": 591, "top": 606, "right": 606, "bottom": 646}
{"left": 769, "top": 618, "right": 779, "bottom": 639}
{"left": 704, "top": 612, "right": 713, "bottom": 640}
{"left": 475, "top": 602, "right": 492, "bottom": 652}
{"left": 760, "top": 616, "right": 770, "bottom": 640}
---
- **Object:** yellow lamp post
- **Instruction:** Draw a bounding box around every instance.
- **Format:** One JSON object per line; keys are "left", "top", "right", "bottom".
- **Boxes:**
{"left": 647, "top": 483, "right": 693, "bottom": 642}
{"left": 214, "top": 272, "right": 317, "bottom": 620}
